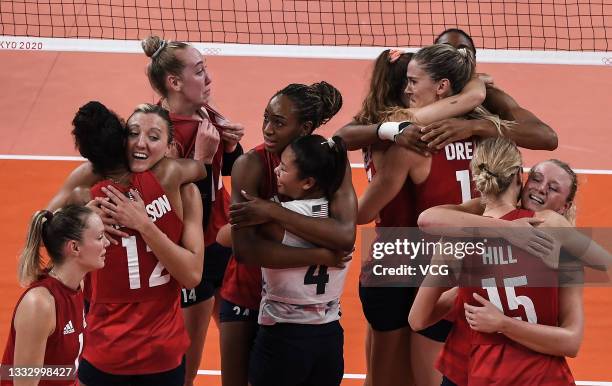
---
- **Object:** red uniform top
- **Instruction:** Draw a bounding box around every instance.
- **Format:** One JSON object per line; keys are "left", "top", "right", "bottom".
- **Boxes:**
{"left": 2, "top": 275, "right": 85, "bottom": 386}
{"left": 169, "top": 104, "right": 230, "bottom": 246}
{"left": 436, "top": 297, "right": 471, "bottom": 386}
{"left": 363, "top": 146, "right": 417, "bottom": 227}
{"left": 220, "top": 144, "right": 279, "bottom": 310}
{"left": 457, "top": 209, "right": 574, "bottom": 385}
{"left": 413, "top": 138, "right": 479, "bottom": 218}
{"left": 82, "top": 171, "right": 189, "bottom": 374}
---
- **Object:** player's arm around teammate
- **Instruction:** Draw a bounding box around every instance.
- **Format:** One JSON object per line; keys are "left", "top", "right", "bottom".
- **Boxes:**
{"left": 230, "top": 152, "right": 349, "bottom": 268}
{"left": 230, "top": 159, "right": 356, "bottom": 251}
{"left": 335, "top": 64, "right": 486, "bottom": 153}
{"left": 97, "top": 183, "right": 204, "bottom": 288}
{"left": 428, "top": 28, "right": 558, "bottom": 151}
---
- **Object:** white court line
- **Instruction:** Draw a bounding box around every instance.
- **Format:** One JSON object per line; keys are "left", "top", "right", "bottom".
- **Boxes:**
{"left": 195, "top": 371, "right": 612, "bottom": 385}
{"left": 196, "top": 370, "right": 368, "bottom": 378}
{"left": 1, "top": 36, "right": 611, "bottom": 66}
{"left": 351, "top": 163, "right": 612, "bottom": 175}
{"left": 0, "top": 155, "right": 610, "bottom": 175}
{"left": 0, "top": 155, "right": 86, "bottom": 161}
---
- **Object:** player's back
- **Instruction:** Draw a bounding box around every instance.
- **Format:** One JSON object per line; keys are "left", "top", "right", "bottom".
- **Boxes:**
{"left": 414, "top": 138, "right": 479, "bottom": 217}
{"left": 459, "top": 209, "right": 574, "bottom": 385}
{"left": 83, "top": 170, "right": 188, "bottom": 375}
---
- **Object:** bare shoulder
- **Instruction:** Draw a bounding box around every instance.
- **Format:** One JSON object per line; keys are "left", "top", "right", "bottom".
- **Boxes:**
{"left": 14, "top": 287, "right": 56, "bottom": 332}
{"left": 232, "top": 150, "right": 264, "bottom": 179}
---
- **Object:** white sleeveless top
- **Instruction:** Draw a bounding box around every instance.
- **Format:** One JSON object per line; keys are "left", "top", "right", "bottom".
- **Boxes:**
{"left": 259, "top": 197, "right": 350, "bottom": 325}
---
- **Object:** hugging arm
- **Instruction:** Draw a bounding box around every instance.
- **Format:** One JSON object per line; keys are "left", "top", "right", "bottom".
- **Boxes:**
{"left": 483, "top": 86, "right": 557, "bottom": 150}
{"left": 230, "top": 153, "right": 343, "bottom": 268}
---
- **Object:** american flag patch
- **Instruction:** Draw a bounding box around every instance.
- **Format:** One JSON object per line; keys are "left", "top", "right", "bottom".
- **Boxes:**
{"left": 311, "top": 202, "right": 328, "bottom": 218}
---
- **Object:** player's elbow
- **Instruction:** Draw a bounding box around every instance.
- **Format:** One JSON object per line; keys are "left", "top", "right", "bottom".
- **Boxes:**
{"left": 470, "top": 86, "right": 487, "bottom": 108}
{"left": 183, "top": 272, "right": 202, "bottom": 290}
{"left": 335, "top": 225, "right": 356, "bottom": 251}
{"left": 408, "top": 313, "right": 427, "bottom": 332}
{"left": 418, "top": 209, "right": 438, "bottom": 229}
{"left": 544, "top": 129, "right": 559, "bottom": 151}
{"left": 563, "top": 335, "right": 582, "bottom": 358}
{"left": 180, "top": 259, "right": 203, "bottom": 289}
{"left": 233, "top": 240, "right": 258, "bottom": 265}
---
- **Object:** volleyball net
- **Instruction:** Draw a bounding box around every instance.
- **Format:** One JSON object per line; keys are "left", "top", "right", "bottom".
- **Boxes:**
{"left": 1, "top": 0, "right": 611, "bottom": 64}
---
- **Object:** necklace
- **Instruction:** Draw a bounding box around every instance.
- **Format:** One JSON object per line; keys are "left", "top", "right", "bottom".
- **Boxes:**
{"left": 105, "top": 171, "right": 131, "bottom": 185}
{"left": 49, "top": 268, "right": 66, "bottom": 285}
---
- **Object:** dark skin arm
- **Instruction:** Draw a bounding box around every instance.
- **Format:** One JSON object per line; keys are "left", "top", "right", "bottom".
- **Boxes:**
{"left": 230, "top": 152, "right": 346, "bottom": 269}
{"left": 231, "top": 162, "right": 357, "bottom": 251}
{"left": 334, "top": 122, "right": 378, "bottom": 151}
{"left": 483, "top": 85, "right": 558, "bottom": 150}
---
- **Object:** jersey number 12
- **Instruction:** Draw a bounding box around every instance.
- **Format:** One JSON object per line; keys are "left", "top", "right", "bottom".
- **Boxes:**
{"left": 122, "top": 236, "right": 170, "bottom": 290}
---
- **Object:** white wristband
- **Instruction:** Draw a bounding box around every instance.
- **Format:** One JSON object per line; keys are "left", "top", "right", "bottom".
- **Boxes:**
{"left": 377, "top": 122, "right": 402, "bottom": 141}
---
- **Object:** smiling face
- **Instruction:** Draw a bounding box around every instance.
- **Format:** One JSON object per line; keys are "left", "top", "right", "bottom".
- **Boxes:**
{"left": 262, "top": 94, "right": 308, "bottom": 154}
{"left": 125, "top": 112, "right": 171, "bottom": 172}
{"left": 274, "top": 146, "right": 312, "bottom": 199}
{"left": 521, "top": 161, "right": 573, "bottom": 214}
{"left": 174, "top": 46, "right": 212, "bottom": 108}
{"left": 76, "top": 213, "right": 109, "bottom": 271}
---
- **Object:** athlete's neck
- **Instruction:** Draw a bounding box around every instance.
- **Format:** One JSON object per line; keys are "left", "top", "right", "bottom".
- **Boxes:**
{"left": 163, "top": 96, "right": 201, "bottom": 120}
{"left": 293, "top": 188, "right": 325, "bottom": 201}
{"left": 105, "top": 168, "right": 131, "bottom": 185}
{"left": 49, "top": 264, "right": 84, "bottom": 291}
{"left": 482, "top": 188, "right": 520, "bottom": 218}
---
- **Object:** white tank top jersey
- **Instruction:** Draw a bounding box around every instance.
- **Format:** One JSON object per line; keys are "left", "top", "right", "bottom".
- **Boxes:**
{"left": 259, "top": 197, "right": 351, "bottom": 326}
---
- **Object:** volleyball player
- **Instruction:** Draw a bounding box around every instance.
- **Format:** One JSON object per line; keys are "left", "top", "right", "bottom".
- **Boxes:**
{"left": 47, "top": 101, "right": 205, "bottom": 385}
{"left": 336, "top": 32, "right": 557, "bottom": 154}
{"left": 219, "top": 134, "right": 351, "bottom": 385}
{"left": 1, "top": 206, "right": 107, "bottom": 386}
{"left": 220, "top": 82, "right": 356, "bottom": 386}
{"left": 421, "top": 28, "right": 558, "bottom": 151}
{"left": 356, "top": 43, "right": 504, "bottom": 385}
{"left": 142, "top": 35, "right": 245, "bottom": 385}
{"left": 349, "top": 48, "right": 487, "bottom": 386}
{"left": 413, "top": 138, "right": 591, "bottom": 385}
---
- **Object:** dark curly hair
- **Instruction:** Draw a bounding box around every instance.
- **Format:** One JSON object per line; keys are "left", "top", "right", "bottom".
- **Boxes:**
{"left": 71, "top": 101, "right": 127, "bottom": 175}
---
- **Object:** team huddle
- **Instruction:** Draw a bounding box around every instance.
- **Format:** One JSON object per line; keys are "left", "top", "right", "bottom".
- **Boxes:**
{"left": 2, "top": 28, "right": 610, "bottom": 386}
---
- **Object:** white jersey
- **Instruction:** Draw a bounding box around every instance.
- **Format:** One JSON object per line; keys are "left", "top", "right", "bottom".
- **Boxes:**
{"left": 259, "top": 197, "right": 350, "bottom": 325}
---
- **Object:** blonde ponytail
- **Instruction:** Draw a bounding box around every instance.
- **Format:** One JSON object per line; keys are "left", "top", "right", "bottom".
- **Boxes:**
{"left": 18, "top": 211, "right": 52, "bottom": 286}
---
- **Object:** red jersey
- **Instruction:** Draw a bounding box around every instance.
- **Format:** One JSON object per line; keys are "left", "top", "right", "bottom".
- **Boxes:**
{"left": 169, "top": 104, "right": 230, "bottom": 246}
{"left": 220, "top": 144, "right": 279, "bottom": 310}
{"left": 458, "top": 209, "right": 574, "bottom": 385}
{"left": 83, "top": 171, "right": 189, "bottom": 374}
{"left": 413, "top": 138, "right": 479, "bottom": 219}
{"left": 363, "top": 145, "right": 416, "bottom": 227}
{"left": 436, "top": 297, "right": 470, "bottom": 386}
{"left": 2, "top": 275, "right": 85, "bottom": 386}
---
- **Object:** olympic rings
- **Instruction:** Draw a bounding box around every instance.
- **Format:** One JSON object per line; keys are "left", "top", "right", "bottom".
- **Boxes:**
{"left": 201, "top": 47, "right": 222, "bottom": 56}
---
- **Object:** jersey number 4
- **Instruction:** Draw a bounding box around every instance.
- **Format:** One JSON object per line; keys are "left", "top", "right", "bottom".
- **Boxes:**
{"left": 122, "top": 236, "right": 170, "bottom": 290}
{"left": 304, "top": 265, "right": 329, "bottom": 295}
